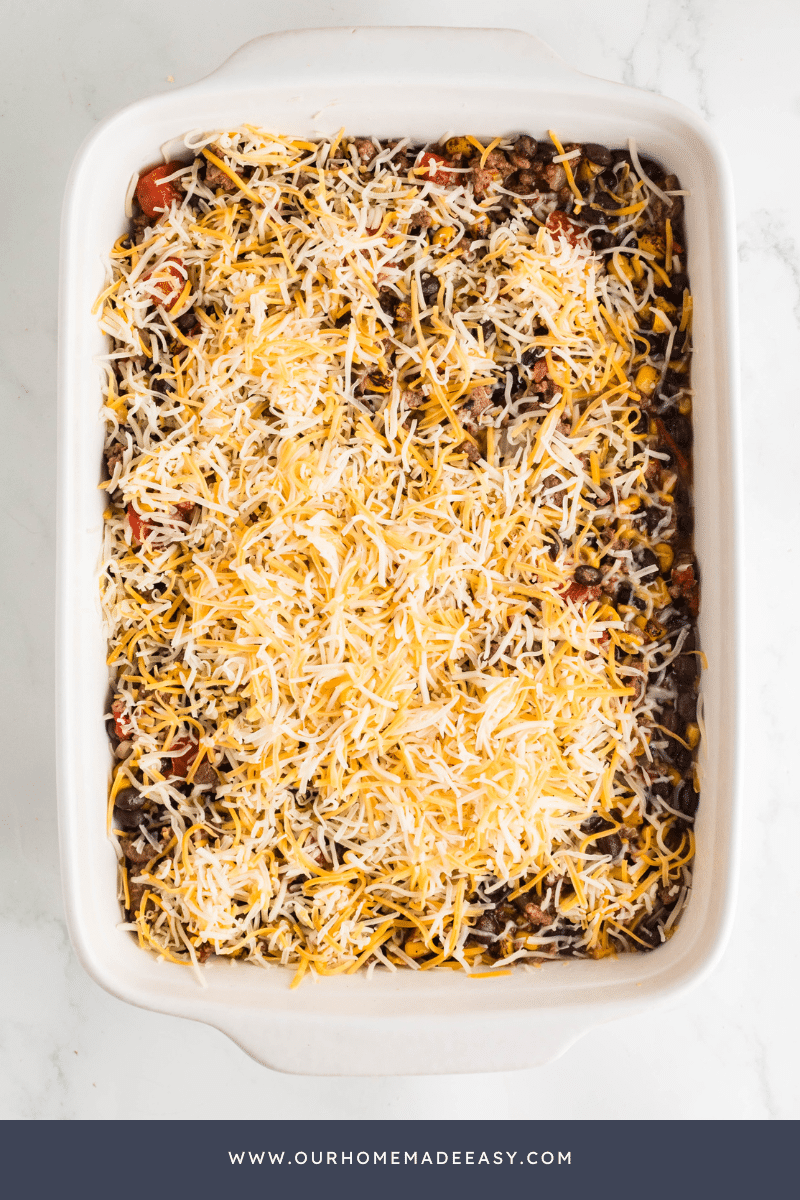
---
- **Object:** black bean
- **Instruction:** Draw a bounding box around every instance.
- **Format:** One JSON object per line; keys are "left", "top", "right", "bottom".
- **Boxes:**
{"left": 174, "top": 311, "right": 199, "bottom": 335}
{"left": 334, "top": 311, "right": 353, "bottom": 328}
{"left": 644, "top": 331, "right": 669, "bottom": 358}
{"left": 636, "top": 547, "right": 660, "bottom": 573}
{"left": 596, "top": 833, "right": 623, "bottom": 859}
{"left": 677, "top": 510, "right": 694, "bottom": 538}
{"left": 113, "top": 804, "right": 146, "bottom": 831}
{"left": 675, "top": 780, "right": 699, "bottom": 817}
{"left": 615, "top": 582, "right": 633, "bottom": 607}
{"left": 521, "top": 347, "right": 543, "bottom": 367}
{"left": 663, "top": 369, "right": 686, "bottom": 392}
{"left": 672, "top": 654, "right": 698, "bottom": 685}
{"left": 477, "top": 878, "right": 511, "bottom": 906}
{"left": 680, "top": 628, "right": 697, "bottom": 654}
{"left": 663, "top": 740, "right": 691, "bottom": 773}
{"left": 120, "top": 237, "right": 132, "bottom": 250}
{"left": 592, "top": 232, "right": 618, "bottom": 254}
{"left": 420, "top": 273, "right": 439, "bottom": 304}
{"left": 471, "top": 912, "right": 502, "bottom": 942}
{"left": 635, "top": 915, "right": 662, "bottom": 948}
{"left": 582, "top": 142, "right": 613, "bottom": 167}
{"left": 660, "top": 706, "right": 679, "bottom": 733}
{"left": 591, "top": 230, "right": 615, "bottom": 251}
{"left": 600, "top": 168, "right": 617, "bottom": 188}
{"left": 644, "top": 505, "right": 666, "bottom": 533}
{"left": 581, "top": 814, "right": 607, "bottom": 834}
{"left": 663, "top": 413, "right": 692, "bottom": 448}
{"left": 114, "top": 786, "right": 144, "bottom": 811}
{"left": 575, "top": 565, "right": 602, "bottom": 586}
{"left": 667, "top": 271, "right": 689, "bottom": 299}
{"left": 151, "top": 376, "right": 174, "bottom": 396}
{"left": 515, "top": 135, "right": 538, "bottom": 156}
{"left": 676, "top": 690, "right": 697, "bottom": 724}
{"left": 480, "top": 318, "right": 495, "bottom": 340}
{"left": 650, "top": 777, "right": 672, "bottom": 801}
{"left": 544, "top": 534, "right": 561, "bottom": 561}
{"left": 611, "top": 149, "right": 633, "bottom": 167}
{"left": 542, "top": 923, "right": 577, "bottom": 940}
{"left": 639, "top": 156, "right": 665, "bottom": 186}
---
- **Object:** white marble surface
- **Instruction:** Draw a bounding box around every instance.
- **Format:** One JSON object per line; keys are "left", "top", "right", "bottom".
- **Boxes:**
{"left": 2, "top": 0, "right": 798, "bottom": 1119}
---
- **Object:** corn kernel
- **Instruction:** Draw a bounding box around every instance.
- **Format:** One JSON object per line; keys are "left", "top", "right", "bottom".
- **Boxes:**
{"left": 686, "top": 723, "right": 700, "bottom": 750}
{"left": 638, "top": 233, "right": 665, "bottom": 260}
{"left": 617, "top": 495, "right": 641, "bottom": 513}
{"left": 649, "top": 577, "right": 672, "bottom": 607}
{"left": 665, "top": 765, "right": 682, "bottom": 785}
{"left": 633, "top": 614, "right": 648, "bottom": 631}
{"left": 635, "top": 364, "right": 660, "bottom": 396}
{"left": 404, "top": 938, "right": 428, "bottom": 959}
{"left": 678, "top": 396, "right": 692, "bottom": 415}
{"left": 651, "top": 308, "right": 671, "bottom": 334}
{"left": 654, "top": 297, "right": 677, "bottom": 315}
{"left": 445, "top": 136, "right": 472, "bottom": 157}
{"left": 579, "top": 159, "right": 604, "bottom": 180}
{"left": 655, "top": 542, "right": 674, "bottom": 572}
{"left": 432, "top": 224, "right": 456, "bottom": 246}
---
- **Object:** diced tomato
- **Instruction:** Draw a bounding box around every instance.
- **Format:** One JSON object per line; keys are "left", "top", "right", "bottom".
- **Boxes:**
{"left": 545, "top": 210, "right": 589, "bottom": 250}
{"left": 111, "top": 699, "right": 132, "bottom": 741}
{"left": 142, "top": 256, "right": 185, "bottom": 312}
{"left": 418, "top": 151, "right": 457, "bottom": 187}
{"left": 561, "top": 582, "right": 602, "bottom": 605}
{"left": 127, "top": 503, "right": 151, "bottom": 544}
{"left": 670, "top": 562, "right": 699, "bottom": 616}
{"left": 165, "top": 735, "right": 198, "bottom": 778}
{"left": 128, "top": 500, "right": 194, "bottom": 544}
{"left": 135, "top": 162, "right": 185, "bottom": 218}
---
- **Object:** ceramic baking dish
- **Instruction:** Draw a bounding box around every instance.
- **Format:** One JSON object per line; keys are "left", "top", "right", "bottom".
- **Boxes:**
{"left": 56, "top": 25, "right": 741, "bottom": 1075}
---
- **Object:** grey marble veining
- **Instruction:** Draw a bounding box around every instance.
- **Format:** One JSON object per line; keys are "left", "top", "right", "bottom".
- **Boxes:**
{"left": 1, "top": 0, "right": 798, "bottom": 1118}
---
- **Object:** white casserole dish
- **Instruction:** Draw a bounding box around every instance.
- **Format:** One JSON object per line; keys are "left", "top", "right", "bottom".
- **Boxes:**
{"left": 57, "top": 25, "right": 742, "bottom": 1075}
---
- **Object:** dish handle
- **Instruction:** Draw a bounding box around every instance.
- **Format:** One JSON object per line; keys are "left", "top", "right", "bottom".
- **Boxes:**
{"left": 198, "top": 26, "right": 596, "bottom": 94}
{"left": 207, "top": 1002, "right": 626, "bottom": 1076}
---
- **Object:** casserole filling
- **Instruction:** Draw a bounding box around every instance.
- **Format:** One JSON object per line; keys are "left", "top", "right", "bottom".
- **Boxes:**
{"left": 98, "top": 129, "right": 699, "bottom": 978}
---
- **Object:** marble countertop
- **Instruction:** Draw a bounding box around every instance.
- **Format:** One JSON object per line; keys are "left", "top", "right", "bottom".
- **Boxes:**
{"left": 2, "top": 0, "right": 798, "bottom": 1119}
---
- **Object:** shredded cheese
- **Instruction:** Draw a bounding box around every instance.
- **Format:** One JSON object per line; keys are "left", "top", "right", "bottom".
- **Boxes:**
{"left": 100, "top": 128, "right": 698, "bottom": 979}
